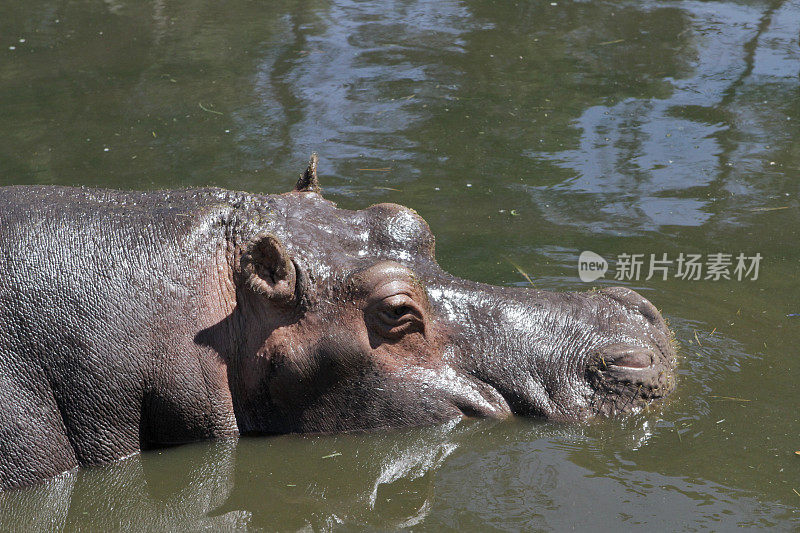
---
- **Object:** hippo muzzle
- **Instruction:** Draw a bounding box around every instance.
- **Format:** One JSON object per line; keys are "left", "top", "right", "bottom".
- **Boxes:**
{"left": 422, "top": 276, "right": 677, "bottom": 423}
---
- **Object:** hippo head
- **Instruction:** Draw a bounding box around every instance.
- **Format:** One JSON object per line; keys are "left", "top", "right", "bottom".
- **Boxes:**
{"left": 226, "top": 156, "right": 676, "bottom": 433}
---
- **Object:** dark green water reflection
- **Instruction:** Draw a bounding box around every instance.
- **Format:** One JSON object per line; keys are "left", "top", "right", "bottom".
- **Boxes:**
{"left": 1, "top": 0, "right": 798, "bottom": 529}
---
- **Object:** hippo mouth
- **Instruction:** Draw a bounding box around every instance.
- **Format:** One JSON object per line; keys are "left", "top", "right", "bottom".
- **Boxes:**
{"left": 584, "top": 342, "right": 677, "bottom": 418}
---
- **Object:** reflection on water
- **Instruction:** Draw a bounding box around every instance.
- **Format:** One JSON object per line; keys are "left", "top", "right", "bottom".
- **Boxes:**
{"left": 430, "top": 426, "right": 795, "bottom": 530}
{"left": 245, "top": 0, "right": 486, "bottom": 180}
{"left": 1, "top": 0, "right": 799, "bottom": 529}
{"left": 0, "top": 419, "right": 793, "bottom": 530}
{"left": 533, "top": 1, "right": 800, "bottom": 233}
{"left": 0, "top": 440, "right": 249, "bottom": 530}
{"left": 0, "top": 421, "right": 476, "bottom": 530}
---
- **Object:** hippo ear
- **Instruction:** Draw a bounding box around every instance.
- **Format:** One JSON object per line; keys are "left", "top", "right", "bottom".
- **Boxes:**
{"left": 294, "top": 152, "right": 321, "bottom": 193}
{"left": 240, "top": 232, "right": 296, "bottom": 303}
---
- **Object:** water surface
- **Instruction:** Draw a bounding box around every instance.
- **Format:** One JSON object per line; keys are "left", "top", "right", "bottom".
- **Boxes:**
{"left": 1, "top": 0, "right": 798, "bottom": 529}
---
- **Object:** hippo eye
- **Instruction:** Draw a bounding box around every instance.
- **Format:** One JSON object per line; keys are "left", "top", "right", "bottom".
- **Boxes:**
{"left": 391, "top": 305, "right": 412, "bottom": 317}
{"left": 372, "top": 294, "right": 425, "bottom": 339}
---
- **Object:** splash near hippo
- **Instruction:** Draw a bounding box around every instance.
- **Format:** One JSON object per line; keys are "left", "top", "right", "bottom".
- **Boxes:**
{"left": 0, "top": 155, "right": 676, "bottom": 490}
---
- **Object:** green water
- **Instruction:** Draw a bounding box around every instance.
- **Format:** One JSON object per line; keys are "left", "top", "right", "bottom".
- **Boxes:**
{"left": 1, "top": 0, "right": 798, "bottom": 529}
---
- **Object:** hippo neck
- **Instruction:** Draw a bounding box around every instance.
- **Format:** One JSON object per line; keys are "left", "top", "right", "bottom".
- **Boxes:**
{"left": 192, "top": 190, "right": 293, "bottom": 433}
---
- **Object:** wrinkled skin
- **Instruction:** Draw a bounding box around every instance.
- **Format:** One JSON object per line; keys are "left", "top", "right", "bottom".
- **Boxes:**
{"left": 0, "top": 170, "right": 676, "bottom": 490}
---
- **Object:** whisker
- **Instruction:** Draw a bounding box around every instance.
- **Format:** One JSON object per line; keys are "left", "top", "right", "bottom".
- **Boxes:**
{"left": 595, "top": 389, "right": 609, "bottom": 417}
{"left": 621, "top": 384, "right": 642, "bottom": 413}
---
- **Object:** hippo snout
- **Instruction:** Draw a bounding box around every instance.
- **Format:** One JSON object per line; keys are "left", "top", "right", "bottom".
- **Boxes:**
{"left": 600, "top": 343, "right": 655, "bottom": 370}
{"left": 582, "top": 287, "right": 677, "bottom": 417}
{"left": 441, "top": 281, "right": 677, "bottom": 422}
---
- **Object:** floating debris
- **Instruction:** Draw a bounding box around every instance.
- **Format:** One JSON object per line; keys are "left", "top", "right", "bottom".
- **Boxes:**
{"left": 321, "top": 452, "right": 342, "bottom": 459}
{"left": 750, "top": 206, "right": 789, "bottom": 212}
{"left": 504, "top": 257, "right": 535, "bottom": 288}
{"left": 709, "top": 395, "right": 751, "bottom": 402}
{"left": 198, "top": 102, "right": 223, "bottom": 115}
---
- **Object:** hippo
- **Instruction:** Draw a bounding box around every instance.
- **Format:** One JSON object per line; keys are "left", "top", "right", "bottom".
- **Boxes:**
{"left": 0, "top": 155, "right": 676, "bottom": 490}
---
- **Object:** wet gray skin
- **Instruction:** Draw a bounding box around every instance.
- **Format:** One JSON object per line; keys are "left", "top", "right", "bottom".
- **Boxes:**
{"left": 0, "top": 160, "right": 675, "bottom": 490}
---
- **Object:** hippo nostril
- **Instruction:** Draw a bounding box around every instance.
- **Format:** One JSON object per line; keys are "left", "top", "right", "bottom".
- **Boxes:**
{"left": 596, "top": 343, "right": 655, "bottom": 369}
{"left": 599, "top": 286, "right": 664, "bottom": 327}
{"left": 586, "top": 341, "right": 674, "bottom": 400}
{"left": 585, "top": 340, "right": 675, "bottom": 417}
{"left": 605, "top": 346, "right": 653, "bottom": 369}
